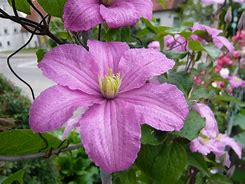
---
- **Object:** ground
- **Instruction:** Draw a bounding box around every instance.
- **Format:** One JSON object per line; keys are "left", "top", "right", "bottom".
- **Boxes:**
{"left": 0, "top": 52, "right": 53, "bottom": 99}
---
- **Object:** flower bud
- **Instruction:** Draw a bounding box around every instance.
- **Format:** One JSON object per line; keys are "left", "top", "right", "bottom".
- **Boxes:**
{"left": 238, "top": 12, "right": 245, "bottom": 31}
{"left": 225, "top": 7, "right": 232, "bottom": 24}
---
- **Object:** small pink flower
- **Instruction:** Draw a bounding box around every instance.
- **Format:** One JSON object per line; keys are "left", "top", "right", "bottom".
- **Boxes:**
{"left": 164, "top": 34, "right": 187, "bottom": 52}
{"left": 190, "top": 103, "right": 242, "bottom": 167}
{"left": 148, "top": 41, "right": 160, "bottom": 51}
{"left": 29, "top": 41, "right": 189, "bottom": 173}
{"left": 212, "top": 81, "right": 225, "bottom": 89}
{"left": 63, "top": 0, "right": 153, "bottom": 31}
{"left": 193, "top": 76, "right": 202, "bottom": 85}
{"left": 233, "top": 51, "right": 241, "bottom": 59}
{"left": 192, "top": 23, "right": 234, "bottom": 53}
{"left": 228, "top": 75, "right": 245, "bottom": 88}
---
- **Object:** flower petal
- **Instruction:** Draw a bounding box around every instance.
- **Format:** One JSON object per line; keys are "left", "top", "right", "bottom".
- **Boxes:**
{"left": 100, "top": 2, "right": 139, "bottom": 28}
{"left": 63, "top": 0, "right": 103, "bottom": 31}
{"left": 121, "top": 0, "right": 153, "bottom": 20}
{"left": 219, "top": 135, "right": 242, "bottom": 158}
{"left": 38, "top": 44, "right": 100, "bottom": 95}
{"left": 119, "top": 83, "right": 189, "bottom": 131}
{"left": 190, "top": 138, "right": 211, "bottom": 155}
{"left": 193, "top": 103, "right": 219, "bottom": 135}
{"left": 214, "top": 36, "right": 234, "bottom": 53}
{"left": 119, "top": 49, "right": 175, "bottom": 93}
{"left": 79, "top": 100, "right": 141, "bottom": 173}
{"left": 29, "top": 85, "right": 99, "bottom": 132}
{"left": 88, "top": 40, "right": 129, "bottom": 75}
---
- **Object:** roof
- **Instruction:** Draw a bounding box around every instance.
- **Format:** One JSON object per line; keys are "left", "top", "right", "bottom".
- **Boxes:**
{"left": 152, "top": 0, "right": 185, "bottom": 12}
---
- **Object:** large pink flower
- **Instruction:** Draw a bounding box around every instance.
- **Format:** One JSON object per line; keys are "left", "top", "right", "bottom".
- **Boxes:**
{"left": 63, "top": 0, "right": 153, "bottom": 31}
{"left": 29, "top": 41, "right": 189, "bottom": 173}
{"left": 190, "top": 103, "right": 242, "bottom": 167}
{"left": 192, "top": 23, "right": 234, "bottom": 52}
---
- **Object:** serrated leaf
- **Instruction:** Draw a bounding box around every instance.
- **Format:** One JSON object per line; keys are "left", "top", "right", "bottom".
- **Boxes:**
{"left": 136, "top": 142, "right": 187, "bottom": 184}
{"left": 0, "top": 129, "right": 63, "bottom": 156}
{"left": 2, "top": 169, "right": 25, "bottom": 184}
{"left": 37, "top": 0, "right": 66, "bottom": 17}
{"left": 8, "top": 0, "right": 31, "bottom": 14}
{"left": 176, "top": 111, "right": 205, "bottom": 140}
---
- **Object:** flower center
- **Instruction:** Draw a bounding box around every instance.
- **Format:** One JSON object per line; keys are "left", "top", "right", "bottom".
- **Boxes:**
{"left": 99, "top": 68, "right": 121, "bottom": 99}
{"left": 100, "top": 0, "right": 113, "bottom": 6}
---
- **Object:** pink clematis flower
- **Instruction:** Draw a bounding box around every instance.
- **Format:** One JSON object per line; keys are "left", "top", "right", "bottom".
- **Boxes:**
{"left": 228, "top": 75, "right": 245, "bottom": 89}
{"left": 63, "top": 0, "right": 153, "bottom": 31}
{"left": 192, "top": 23, "right": 234, "bottom": 53}
{"left": 190, "top": 103, "right": 242, "bottom": 167}
{"left": 164, "top": 34, "right": 187, "bottom": 52}
{"left": 29, "top": 41, "right": 189, "bottom": 173}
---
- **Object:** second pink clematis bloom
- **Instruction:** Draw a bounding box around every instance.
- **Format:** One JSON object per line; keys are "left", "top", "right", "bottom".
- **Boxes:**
{"left": 190, "top": 103, "right": 242, "bottom": 167}
{"left": 192, "top": 23, "right": 234, "bottom": 53}
{"left": 29, "top": 41, "right": 189, "bottom": 173}
{"left": 63, "top": 0, "right": 153, "bottom": 31}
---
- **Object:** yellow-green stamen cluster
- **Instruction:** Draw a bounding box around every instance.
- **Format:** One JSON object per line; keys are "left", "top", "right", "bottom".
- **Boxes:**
{"left": 199, "top": 133, "right": 210, "bottom": 144}
{"left": 99, "top": 68, "right": 121, "bottom": 99}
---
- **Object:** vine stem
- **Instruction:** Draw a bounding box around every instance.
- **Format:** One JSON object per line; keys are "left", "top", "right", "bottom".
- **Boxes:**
{"left": 0, "top": 144, "right": 81, "bottom": 161}
{"left": 100, "top": 169, "right": 112, "bottom": 184}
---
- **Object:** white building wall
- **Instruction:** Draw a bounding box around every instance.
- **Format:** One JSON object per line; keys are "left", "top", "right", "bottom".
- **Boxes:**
{"left": 153, "top": 11, "right": 180, "bottom": 27}
{"left": 0, "top": 0, "right": 39, "bottom": 52}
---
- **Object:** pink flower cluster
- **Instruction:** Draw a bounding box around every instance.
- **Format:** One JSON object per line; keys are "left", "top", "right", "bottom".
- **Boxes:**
{"left": 164, "top": 23, "right": 234, "bottom": 53}
{"left": 190, "top": 103, "right": 242, "bottom": 167}
{"left": 233, "top": 30, "right": 245, "bottom": 47}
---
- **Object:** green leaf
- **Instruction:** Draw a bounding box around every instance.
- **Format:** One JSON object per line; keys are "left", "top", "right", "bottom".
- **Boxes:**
{"left": 202, "top": 44, "right": 221, "bottom": 60}
{"left": 114, "top": 168, "right": 137, "bottom": 184}
{"left": 188, "top": 153, "right": 209, "bottom": 176}
{"left": 164, "top": 51, "right": 188, "bottom": 60}
{"left": 37, "top": 0, "right": 66, "bottom": 17}
{"left": 233, "top": 111, "right": 245, "bottom": 129}
{"left": 136, "top": 142, "right": 187, "bottom": 184}
{"left": 188, "top": 40, "right": 204, "bottom": 52}
{"left": 36, "top": 48, "right": 47, "bottom": 62}
{"left": 141, "top": 125, "right": 167, "bottom": 145}
{"left": 176, "top": 111, "right": 205, "bottom": 140}
{"left": 164, "top": 71, "right": 193, "bottom": 96}
{"left": 212, "top": 95, "right": 245, "bottom": 107}
{"left": 191, "top": 87, "right": 214, "bottom": 100}
{"left": 192, "top": 30, "right": 212, "bottom": 42}
{"left": 234, "top": 132, "right": 245, "bottom": 148}
{"left": 2, "top": 169, "right": 25, "bottom": 184}
{"left": 207, "top": 174, "right": 232, "bottom": 184}
{"left": 0, "top": 129, "right": 63, "bottom": 156}
{"left": 8, "top": 0, "right": 31, "bottom": 14}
